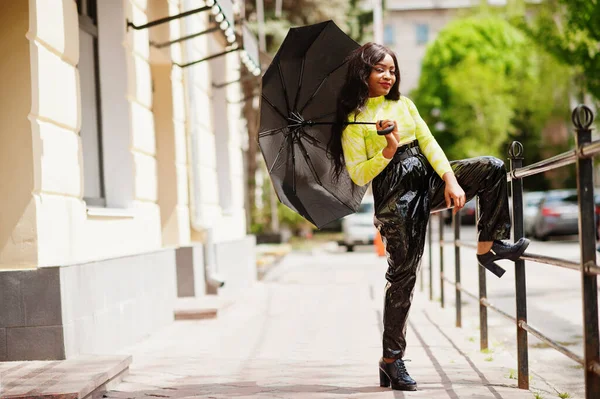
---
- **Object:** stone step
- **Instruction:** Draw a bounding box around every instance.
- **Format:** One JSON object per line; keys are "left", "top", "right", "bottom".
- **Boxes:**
{"left": 0, "top": 355, "right": 131, "bottom": 398}
{"left": 173, "top": 296, "right": 231, "bottom": 320}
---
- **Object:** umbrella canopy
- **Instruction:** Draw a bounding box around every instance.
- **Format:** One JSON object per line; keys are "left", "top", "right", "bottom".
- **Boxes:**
{"left": 258, "top": 20, "right": 368, "bottom": 229}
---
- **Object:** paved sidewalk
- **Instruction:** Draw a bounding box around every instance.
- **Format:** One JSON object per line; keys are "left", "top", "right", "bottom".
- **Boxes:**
{"left": 105, "top": 251, "right": 534, "bottom": 398}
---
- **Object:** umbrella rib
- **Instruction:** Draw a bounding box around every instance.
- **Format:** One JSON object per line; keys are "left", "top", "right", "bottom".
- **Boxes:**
{"left": 300, "top": 131, "right": 328, "bottom": 153}
{"left": 259, "top": 124, "right": 301, "bottom": 139}
{"left": 267, "top": 125, "right": 303, "bottom": 174}
{"left": 296, "top": 136, "right": 355, "bottom": 213}
{"left": 311, "top": 111, "right": 336, "bottom": 121}
{"left": 296, "top": 135, "right": 323, "bottom": 186}
{"left": 259, "top": 126, "right": 287, "bottom": 139}
{"left": 291, "top": 132, "right": 297, "bottom": 193}
{"left": 267, "top": 132, "right": 290, "bottom": 174}
{"left": 298, "top": 60, "right": 348, "bottom": 114}
{"left": 292, "top": 55, "right": 305, "bottom": 112}
{"left": 277, "top": 61, "right": 292, "bottom": 117}
{"left": 262, "top": 93, "right": 289, "bottom": 123}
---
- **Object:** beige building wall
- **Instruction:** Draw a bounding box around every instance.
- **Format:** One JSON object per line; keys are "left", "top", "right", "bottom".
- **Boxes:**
{"left": 384, "top": 6, "right": 458, "bottom": 95}
{"left": 152, "top": 0, "right": 192, "bottom": 247}
{"left": 184, "top": 9, "right": 219, "bottom": 238}
{"left": 220, "top": 50, "right": 247, "bottom": 239}
{"left": 183, "top": 2, "right": 248, "bottom": 243}
{"left": 0, "top": 0, "right": 254, "bottom": 362}
{"left": 209, "top": 48, "right": 247, "bottom": 242}
{"left": 0, "top": 1, "right": 37, "bottom": 269}
{"left": 21, "top": 0, "right": 162, "bottom": 269}
{"left": 1, "top": 0, "right": 250, "bottom": 271}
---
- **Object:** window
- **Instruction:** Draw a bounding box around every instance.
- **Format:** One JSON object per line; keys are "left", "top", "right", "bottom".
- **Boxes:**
{"left": 77, "top": 0, "right": 105, "bottom": 206}
{"left": 383, "top": 24, "right": 395, "bottom": 46}
{"left": 415, "top": 23, "right": 429, "bottom": 45}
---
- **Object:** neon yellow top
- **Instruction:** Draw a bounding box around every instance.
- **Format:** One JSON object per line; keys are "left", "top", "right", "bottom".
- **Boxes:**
{"left": 341, "top": 95, "right": 453, "bottom": 186}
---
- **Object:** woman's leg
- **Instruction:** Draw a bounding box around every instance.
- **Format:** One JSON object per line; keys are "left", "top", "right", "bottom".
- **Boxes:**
{"left": 377, "top": 211, "right": 430, "bottom": 360}
{"left": 428, "top": 156, "right": 528, "bottom": 277}
{"left": 429, "top": 156, "right": 511, "bottom": 242}
{"left": 373, "top": 155, "right": 431, "bottom": 361}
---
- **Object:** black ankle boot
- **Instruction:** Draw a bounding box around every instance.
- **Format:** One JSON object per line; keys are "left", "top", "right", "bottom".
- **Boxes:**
{"left": 379, "top": 358, "right": 417, "bottom": 391}
{"left": 477, "top": 238, "right": 530, "bottom": 278}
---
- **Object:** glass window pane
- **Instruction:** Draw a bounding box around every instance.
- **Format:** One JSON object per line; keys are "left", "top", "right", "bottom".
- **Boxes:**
{"left": 416, "top": 24, "right": 429, "bottom": 45}
{"left": 383, "top": 24, "right": 394, "bottom": 46}
{"left": 359, "top": 203, "right": 374, "bottom": 213}
{"left": 86, "top": 0, "right": 97, "bottom": 23}
{"left": 79, "top": 29, "right": 103, "bottom": 199}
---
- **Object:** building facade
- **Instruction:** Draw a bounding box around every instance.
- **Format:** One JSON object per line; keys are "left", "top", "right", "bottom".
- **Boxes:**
{"left": 0, "top": 0, "right": 259, "bottom": 361}
{"left": 383, "top": 0, "right": 482, "bottom": 95}
{"left": 383, "top": 0, "right": 540, "bottom": 94}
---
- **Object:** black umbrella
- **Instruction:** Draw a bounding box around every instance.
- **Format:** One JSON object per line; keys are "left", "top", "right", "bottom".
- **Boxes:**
{"left": 258, "top": 20, "right": 393, "bottom": 229}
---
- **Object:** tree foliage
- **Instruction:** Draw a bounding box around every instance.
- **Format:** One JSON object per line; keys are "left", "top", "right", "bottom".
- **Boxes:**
{"left": 509, "top": 0, "right": 600, "bottom": 101}
{"left": 411, "top": 16, "right": 571, "bottom": 164}
{"left": 244, "top": 0, "right": 371, "bottom": 53}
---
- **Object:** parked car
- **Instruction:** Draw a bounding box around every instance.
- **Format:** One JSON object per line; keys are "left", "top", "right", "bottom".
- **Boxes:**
{"left": 341, "top": 196, "right": 375, "bottom": 252}
{"left": 443, "top": 199, "right": 477, "bottom": 225}
{"left": 531, "top": 189, "right": 579, "bottom": 240}
{"left": 523, "top": 191, "right": 546, "bottom": 236}
{"left": 319, "top": 218, "right": 342, "bottom": 232}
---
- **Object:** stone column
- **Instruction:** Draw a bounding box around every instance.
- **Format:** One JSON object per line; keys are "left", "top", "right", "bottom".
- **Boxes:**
{"left": 0, "top": 1, "right": 37, "bottom": 270}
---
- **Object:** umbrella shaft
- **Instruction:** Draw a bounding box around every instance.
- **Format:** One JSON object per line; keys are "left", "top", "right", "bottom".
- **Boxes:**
{"left": 304, "top": 121, "right": 376, "bottom": 126}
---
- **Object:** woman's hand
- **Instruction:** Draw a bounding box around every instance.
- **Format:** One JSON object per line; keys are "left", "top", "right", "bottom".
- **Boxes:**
{"left": 443, "top": 172, "right": 466, "bottom": 214}
{"left": 379, "top": 120, "right": 400, "bottom": 159}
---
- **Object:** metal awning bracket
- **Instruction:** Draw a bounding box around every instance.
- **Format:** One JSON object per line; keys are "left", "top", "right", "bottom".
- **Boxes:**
{"left": 150, "top": 26, "right": 221, "bottom": 48}
{"left": 174, "top": 47, "right": 241, "bottom": 68}
{"left": 212, "top": 74, "right": 260, "bottom": 88}
{"left": 126, "top": 6, "right": 211, "bottom": 31}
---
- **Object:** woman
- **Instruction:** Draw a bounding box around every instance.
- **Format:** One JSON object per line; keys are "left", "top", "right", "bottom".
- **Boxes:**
{"left": 328, "top": 43, "right": 530, "bottom": 391}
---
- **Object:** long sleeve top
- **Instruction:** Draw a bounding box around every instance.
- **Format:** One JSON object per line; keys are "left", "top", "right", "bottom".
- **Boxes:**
{"left": 341, "top": 95, "right": 452, "bottom": 187}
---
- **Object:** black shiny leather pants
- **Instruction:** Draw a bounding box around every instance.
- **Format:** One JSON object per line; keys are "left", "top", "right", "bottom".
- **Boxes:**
{"left": 372, "top": 149, "right": 511, "bottom": 359}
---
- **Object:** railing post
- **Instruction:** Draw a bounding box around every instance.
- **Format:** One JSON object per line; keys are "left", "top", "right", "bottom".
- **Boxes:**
{"left": 509, "top": 141, "right": 529, "bottom": 389}
{"left": 477, "top": 197, "right": 488, "bottom": 351}
{"left": 439, "top": 213, "right": 445, "bottom": 308}
{"left": 573, "top": 105, "right": 600, "bottom": 399}
{"left": 454, "top": 210, "right": 462, "bottom": 328}
{"left": 429, "top": 217, "right": 433, "bottom": 301}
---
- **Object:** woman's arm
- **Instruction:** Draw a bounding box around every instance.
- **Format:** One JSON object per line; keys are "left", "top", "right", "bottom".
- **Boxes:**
{"left": 404, "top": 97, "right": 465, "bottom": 210}
{"left": 341, "top": 123, "right": 393, "bottom": 186}
{"left": 403, "top": 97, "right": 452, "bottom": 178}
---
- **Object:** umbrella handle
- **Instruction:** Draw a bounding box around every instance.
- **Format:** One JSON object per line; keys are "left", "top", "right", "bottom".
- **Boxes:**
{"left": 376, "top": 124, "right": 395, "bottom": 136}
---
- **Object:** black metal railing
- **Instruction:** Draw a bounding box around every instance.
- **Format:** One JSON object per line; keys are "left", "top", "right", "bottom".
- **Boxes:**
{"left": 425, "top": 105, "right": 600, "bottom": 398}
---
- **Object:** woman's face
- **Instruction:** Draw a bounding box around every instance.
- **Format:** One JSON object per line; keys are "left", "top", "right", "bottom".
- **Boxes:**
{"left": 368, "top": 54, "right": 396, "bottom": 98}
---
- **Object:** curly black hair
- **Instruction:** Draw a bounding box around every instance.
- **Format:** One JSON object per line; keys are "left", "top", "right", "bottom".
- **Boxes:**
{"left": 328, "top": 43, "right": 401, "bottom": 181}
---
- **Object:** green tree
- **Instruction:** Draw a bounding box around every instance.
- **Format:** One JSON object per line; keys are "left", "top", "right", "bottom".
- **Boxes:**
{"left": 412, "top": 16, "right": 535, "bottom": 160}
{"left": 244, "top": 0, "right": 370, "bottom": 54}
{"left": 411, "top": 15, "right": 571, "bottom": 177}
{"left": 505, "top": 49, "right": 573, "bottom": 190}
{"left": 509, "top": 0, "right": 600, "bottom": 102}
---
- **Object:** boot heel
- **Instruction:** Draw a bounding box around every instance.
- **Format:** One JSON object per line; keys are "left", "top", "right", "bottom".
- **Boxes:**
{"left": 484, "top": 260, "right": 506, "bottom": 278}
{"left": 477, "top": 259, "right": 506, "bottom": 278}
{"left": 379, "top": 368, "right": 390, "bottom": 387}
